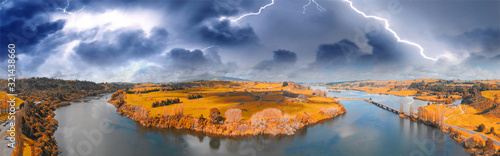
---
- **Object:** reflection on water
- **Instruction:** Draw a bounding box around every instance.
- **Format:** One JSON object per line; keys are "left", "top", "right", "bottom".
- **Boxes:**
{"left": 54, "top": 89, "right": 468, "bottom": 156}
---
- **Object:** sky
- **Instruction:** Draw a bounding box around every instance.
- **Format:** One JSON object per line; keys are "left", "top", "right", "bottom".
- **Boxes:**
{"left": 0, "top": 0, "right": 499, "bottom": 83}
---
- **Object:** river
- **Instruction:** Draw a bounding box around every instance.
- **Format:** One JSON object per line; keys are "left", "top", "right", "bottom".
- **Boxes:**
{"left": 54, "top": 88, "right": 468, "bottom": 156}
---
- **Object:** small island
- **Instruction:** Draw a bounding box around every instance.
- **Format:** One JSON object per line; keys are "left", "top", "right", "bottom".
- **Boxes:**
{"left": 108, "top": 81, "right": 346, "bottom": 136}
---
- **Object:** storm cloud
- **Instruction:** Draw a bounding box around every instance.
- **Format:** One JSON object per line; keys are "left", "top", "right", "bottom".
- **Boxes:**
{"left": 0, "top": 1, "right": 66, "bottom": 61}
{"left": 131, "top": 48, "right": 237, "bottom": 82}
{"left": 198, "top": 20, "right": 259, "bottom": 46}
{"left": 255, "top": 49, "right": 297, "bottom": 71}
{"left": 73, "top": 27, "right": 168, "bottom": 67}
{"left": 1, "top": 0, "right": 498, "bottom": 82}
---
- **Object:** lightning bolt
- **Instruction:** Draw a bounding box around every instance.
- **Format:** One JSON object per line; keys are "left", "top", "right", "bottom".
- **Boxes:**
{"left": 202, "top": 45, "right": 217, "bottom": 51}
{"left": 232, "top": 0, "right": 327, "bottom": 22}
{"left": 57, "top": 0, "right": 72, "bottom": 14}
{"left": 57, "top": 0, "right": 85, "bottom": 21}
{"left": 343, "top": 0, "right": 437, "bottom": 61}
{"left": 231, "top": 0, "right": 275, "bottom": 23}
{"left": 303, "top": 0, "right": 326, "bottom": 14}
{"left": 230, "top": 0, "right": 436, "bottom": 61}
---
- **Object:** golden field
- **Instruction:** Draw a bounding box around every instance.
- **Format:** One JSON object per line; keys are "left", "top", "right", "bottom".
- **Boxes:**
{"left": 482, "top": 90, "right": 500, "bottom": 102}
{"left": 414, "top": 95, "right": 462, "bottom": 103}
{"left": 422, "top": 104, "right": 500, "bottom": 141}
{"left": 124, "top": 82, "right": 342, "bottom": 121}
{"left": 329, "top": 86, "right": 418, "bottom": 96}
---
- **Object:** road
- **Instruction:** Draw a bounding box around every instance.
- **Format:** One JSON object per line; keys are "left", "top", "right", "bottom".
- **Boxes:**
{"left": 0, "top": 121, "right": 14, "bottom": 156}
{"left": 445, "top": 124, "right": 500, "bottom": 146}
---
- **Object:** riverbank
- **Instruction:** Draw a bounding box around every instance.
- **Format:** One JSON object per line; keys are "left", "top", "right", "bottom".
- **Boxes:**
{"left": 109, "top": 95, "right": 346, "bottom": 137}
{"left": 54, "top": 87, "right": 469, "bottom": 155}
{"left": 107, "top": 81, "right": 347, "bottom": 137}
{"left": 400, "top": 105, "right": 500, "bottom": 155}
{"left": 6, "top": 78, "right": 130, "bottom": 156}
{"left": 333, "top": 87, "right": 499, "bottom": 155}
{"left": 328, "top": 86, "right": 418, "bottom": 97}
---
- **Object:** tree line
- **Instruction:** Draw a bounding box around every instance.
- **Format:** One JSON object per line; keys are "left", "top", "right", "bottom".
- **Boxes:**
{"left": 152, "top": 98, "right": 181, "bottom": 108}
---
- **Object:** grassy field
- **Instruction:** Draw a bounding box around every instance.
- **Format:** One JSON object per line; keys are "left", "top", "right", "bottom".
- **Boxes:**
{"left": 422, "top": 104, "right": 500, "bottom": 141}
{"left": 0, "top": 92, "right": 24, "bottom": 122}
{"left": 414, "top": 95, "right": 462, "bottom": 103}
{"left": 0, "top": 92, "right": 24, "bottom": 107}
{"left": 330, "top": 86, "right": 418, "bottom": 96}
{"left": 124, "top": 82, "right": 342, "bottom": 121}
{"left": 482, "top": 90, "right": 500, "bottom": 102}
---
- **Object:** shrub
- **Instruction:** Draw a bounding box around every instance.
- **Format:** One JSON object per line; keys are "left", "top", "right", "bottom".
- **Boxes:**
{"left": 210, "top": 108, "right": 224, "bottom": 124}
{"left": 152, "top": 98, "right": 181, "bottom": 107}
{"left": 297, "top": 94, "right": 307, "bottom": 103}
{"left": 477, "top": 124, "right": 486, "bottom": 132}
{"left": 484, "top": 138, "right": 495, "bottom": 152}
{"left": 250, "top": 108, "right": 282, "bottom": 134}
{"left": 188, "top": 93, "right": 203, "bottom": 99}
{"left": 251, "top": 108, "right": 282, "bottom": 123}
{"left": 312, "top": 89, "right": 328, "bottom": 97}
{"left": 295, "top": 113, "right": 310, "bottom": 124}
{"left": 282, "top": 81, "right": 288, "bottom": 87}
{"left": 225, "top": 108, "right": 242, "bottom": 123}
{"left": 323, "top": 107, "right": 339, "bottom": 117}
{"left": 278, "top": 114, "right": 300, "bottom": 135}
{"left": 250, "top": 108, "right": 301, "bottom": 135}
{"left": 447, "top": 127, "right": 461, "bottom": 138}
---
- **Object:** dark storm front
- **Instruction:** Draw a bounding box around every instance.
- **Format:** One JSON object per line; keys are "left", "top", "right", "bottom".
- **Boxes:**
{"left": 53, "top": 89, "right": 467, "bottom": 156}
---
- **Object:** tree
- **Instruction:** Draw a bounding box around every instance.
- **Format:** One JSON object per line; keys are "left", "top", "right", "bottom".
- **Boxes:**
{"left": 323, "top": 107, "right": 339, "bottom": 117}
{"left": 409, "top": 103, "right": 414, "bottom": 117}
{"left": 400, "top": 102, "right": 405, "bottom": 115}
{"left": 209, "top": 108, "right": 221, "bottom": 124}
{"left": 436, "top": 107, "right": 444, "bottom": 124}
{"left": 445, "top": 98, "right": 452, "bottom": 104}
{"left": 282, "top": 81, "right": 288, "bottom": 87}
{"left": 477, "top": 124, "right": 486, "bottom": 132}
{"left": 484, "top": 138, "right": 495, "bottom": 152}
{"left": 297, "top": 94, "right": 307, "bottom": 103}
{"left": 224, "top": 109, "right": 242, "bottom": 123}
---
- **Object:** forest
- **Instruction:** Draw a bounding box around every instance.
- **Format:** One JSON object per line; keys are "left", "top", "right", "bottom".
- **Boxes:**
{"left": 1, "top": 77, "right": 129, "bottom": 156}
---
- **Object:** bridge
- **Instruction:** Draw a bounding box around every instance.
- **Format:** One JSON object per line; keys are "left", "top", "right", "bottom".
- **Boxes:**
{"left": 337, "top": 97, "right": 400, "bottom": 114}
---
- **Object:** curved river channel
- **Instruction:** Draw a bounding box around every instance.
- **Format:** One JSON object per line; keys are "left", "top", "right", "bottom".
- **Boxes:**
{"left": 54, "top": 87, "right": 468, "bottom": 156}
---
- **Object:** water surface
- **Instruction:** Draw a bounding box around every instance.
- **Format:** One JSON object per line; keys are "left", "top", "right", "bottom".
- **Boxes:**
{"left": 54, "top": 89, "right": 467, "bottom": 156}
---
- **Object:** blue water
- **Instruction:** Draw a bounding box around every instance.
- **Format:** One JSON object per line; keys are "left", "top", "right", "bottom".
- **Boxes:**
{"left": 54, "top": 89, "right": 467, "bottom": 156}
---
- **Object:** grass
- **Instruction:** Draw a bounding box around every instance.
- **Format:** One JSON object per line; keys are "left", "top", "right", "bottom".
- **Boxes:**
{"left": 414, "top": 95, "right": 461, "bottom": 102}
{"left": 328, "top": 79, "right": 445, "bottom": 97}
{"left": 0, "top": 92, "right": 24, "bottom": 107}
{"left": 422, "top": 104, "right": 500, "bottom": 141}
{"left": 332, "top": 86, "right": 418, "bottom": 96}
{"left": 482, "top": 90, "right": 500, "bottom": 102}
{"left": 124, "top": 82, "right": 341, "bottom": 121}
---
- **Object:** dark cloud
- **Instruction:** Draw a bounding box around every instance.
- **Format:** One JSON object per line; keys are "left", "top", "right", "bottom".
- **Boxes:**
{"left": 254, "top": 49, "right": 297, "bottom": 71}
{"left": 449, "top": 28, "right": 500, "bottom": 67}
{"left": 73, "top": 27, "right": 168, "bottom": 67}
{"left": 1, "top": 0, "right": 498, "bottom": 81}
{"left": 131, "top": 48, "right": 237, "bottom": 82}
{"left": 165, "top": 0, "right": 244, "bottom": 26}
{"left": 198, "top": 20, "right": 259, "bottom": 46}
{"left": 309, "top": 30, "right": 410, "bottom": 71}
{"left": 365, "top": 31, "right": 406, "bottom": 63}
{"left": 311, "top": 39, "right": 365, "bottom": 67}
{"left": 167, "top": 48, "right": 212, "bottom": 70}
{"left": 0, "top": 1, "right": 66, "bottom": 61}
{"left": 447, "top": 28, "right": 500, "bottom": 57}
